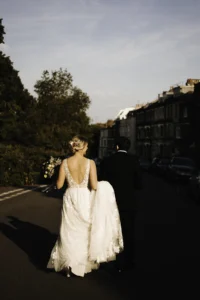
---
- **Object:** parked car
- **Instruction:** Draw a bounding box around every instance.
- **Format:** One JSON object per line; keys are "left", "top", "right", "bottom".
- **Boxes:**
{"left": 139, "top": 158, "right": 151, "bottom": 171}
{"left": 188, "top": 171, "right": 200, "bottom": 203}
{"left": 156, "top": 158, "right": 171, "bottom": 176}
{"left": 166, "top": 156, "right": 198, "bottom": 183}
{"left": 148, "top": 157, "right": 161, "bottom": 174}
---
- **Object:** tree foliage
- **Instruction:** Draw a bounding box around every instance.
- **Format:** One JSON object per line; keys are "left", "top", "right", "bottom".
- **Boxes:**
{"left": 33, "top": 68, "right": 91, "bottom": 151}
{"left": 0, "top": 19, "right": 36, "bottom": 145}
{"left": 0, "top": 20, "right": 96, "bottom": 185}
{"left": 0, "top": 19, "right": 5, "bottom": 44}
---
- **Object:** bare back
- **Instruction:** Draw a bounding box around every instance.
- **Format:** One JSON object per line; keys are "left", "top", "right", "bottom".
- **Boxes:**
{"left": 57, "top": 155, "right": 97, "bottom": 190}
{"left": 66, "top": 156, "right": 89, "bottom": 185}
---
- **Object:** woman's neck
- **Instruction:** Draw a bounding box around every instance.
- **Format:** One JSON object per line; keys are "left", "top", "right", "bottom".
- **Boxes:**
{"left": 74, "top": 151, "right": 84, "bottom": 158}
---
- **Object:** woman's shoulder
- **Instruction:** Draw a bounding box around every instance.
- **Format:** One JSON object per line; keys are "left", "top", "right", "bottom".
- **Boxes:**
{"left": 86, "top": 158, "right": 92, "bottom": 165}
{"left": 61, "top": 158, "right": 67, "bottom": 166}
{"left": 89, "top": 159, "right": 96, "bottom": 168}
{"left": 88, "top": 158, "right": 94, "bottom": 163}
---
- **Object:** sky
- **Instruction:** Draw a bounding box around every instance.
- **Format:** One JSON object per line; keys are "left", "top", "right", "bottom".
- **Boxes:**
{"left": 1, "top": 0, "right": 200, "bottom": 123}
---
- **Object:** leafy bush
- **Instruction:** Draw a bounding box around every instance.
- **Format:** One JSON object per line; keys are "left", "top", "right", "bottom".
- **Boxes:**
{"left": 0, "top": 144, "right": 64, "bottom": 186}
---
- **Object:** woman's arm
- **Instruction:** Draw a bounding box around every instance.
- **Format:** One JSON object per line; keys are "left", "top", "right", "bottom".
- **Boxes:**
{"left": 56, "top": 160, "right": 65, "bottom": 189}
{"left": 89, "top": 160, "right": 98, "bottom": 190}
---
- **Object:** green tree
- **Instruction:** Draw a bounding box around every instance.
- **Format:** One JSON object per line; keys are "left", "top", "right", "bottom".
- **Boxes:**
{"left": 33, "top": 68, "right": 91, "bottom": 151}
{"left": 0, "top": 18, "right": 5, "bottom": 44}
{"left": 0, "top": 19, "right": 36, "bottom": 145}
{"left": 0, "top": 19, "right": 38, "bottom": 186}
{"left": 0, "top": 19, "right": 96, "bottom": 185}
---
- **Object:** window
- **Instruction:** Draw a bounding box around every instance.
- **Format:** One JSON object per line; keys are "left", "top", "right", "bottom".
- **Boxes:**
{"left": 167, "top": 105, "right": 173, "bottom": 118}
{"left": 183, "top": 107, "right": 188, "bottom": 118}
{"left": 137, "top": 128, "right": 140, "bottom": 139}
{"left": 142, "top": 128, "right": 145, "bottom": 138}
{"left": 156, "top": 108, "right": 159, "bottom": 120}
{"left": 158, "top": 126, "right": 161, "bottom": 137}
{"left": 166, "top": 106, "right": 168, "bottom": 118}
{"left": 165, "top": 124, "right": 168, "bottom": 137}
{"left": 159, "top": 107, "right": 164, "bottom": 119}
{"left": 160, "top": 144, "right": 164, "bottom": 156}
{"left": 160, "top": 125, "right": 164, "bottom": 137}
{"left": 155, "top": 126, "right": 159, "bottom": 138}
{"left": 147, "top": 127, "right": 150, "bottom": 138}
{"left": 175, "top": 103, "right": 179, "bottom": 118}
{"left": 176, "top": 126, "right": 181, "bottom": 139}
{"left": 108, "top": 139, "right": 113, "bottom": 148}
{"left": 151, "top": 127, "right": 153, "bottom": 137}
{"left": 169, "top": 124, "right": 174, "bottom": 137}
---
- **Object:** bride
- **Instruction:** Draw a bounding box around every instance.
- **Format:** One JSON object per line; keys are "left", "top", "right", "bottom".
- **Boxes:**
{"left": 47, "top": 136, "right": 123, "bottom": 277}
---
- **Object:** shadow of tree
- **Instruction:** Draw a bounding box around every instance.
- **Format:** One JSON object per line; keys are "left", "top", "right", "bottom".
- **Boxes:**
{"left": 0, "top": 216, "right": 57, "bottom": 272}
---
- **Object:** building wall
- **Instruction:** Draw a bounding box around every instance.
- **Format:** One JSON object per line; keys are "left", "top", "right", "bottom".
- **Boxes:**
{"left": 135, "top": 85, "right": 198, "bottom": 160}
{"left": 98, "top": 127, "right": 115, "bottom": 159}
{"left": 119, "top": 116, "right": 136, "bottom": 154}
{"left": 98, "top": 81, "right": 200, "bottom": 163}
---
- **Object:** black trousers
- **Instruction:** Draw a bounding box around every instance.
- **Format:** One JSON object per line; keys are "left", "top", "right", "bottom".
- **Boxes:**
{"left": 116, "top": 211, "right": 135, "bottom": 269}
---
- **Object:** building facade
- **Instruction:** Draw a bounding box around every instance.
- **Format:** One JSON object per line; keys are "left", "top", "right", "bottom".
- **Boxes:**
{"left": 114, "top": 107, "right": 139, "bottom": 155}
{"left": 98, "top": 127, "right": 116, "bottom": 159}
{"left": 98, "top": 79, "right": 200, "bottom": 163}
{"left": 136, "top": 79, "right": 200, "bottom": 160}
{"left": 98, "top": 106, "right": 138, "bottom": 158}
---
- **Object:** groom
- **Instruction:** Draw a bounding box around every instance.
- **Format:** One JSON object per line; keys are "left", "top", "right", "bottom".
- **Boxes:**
{"left": 99, "top": 136, "right": 142, "bottom": 272}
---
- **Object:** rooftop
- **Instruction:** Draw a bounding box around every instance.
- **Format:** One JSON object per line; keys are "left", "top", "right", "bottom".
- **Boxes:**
{"left": 115, "top": 107, "right": 135, "bottom": 120}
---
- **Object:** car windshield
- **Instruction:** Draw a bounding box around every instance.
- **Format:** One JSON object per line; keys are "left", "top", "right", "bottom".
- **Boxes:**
{"left": 172, "top": 158, "right": 195, "bottom": 167}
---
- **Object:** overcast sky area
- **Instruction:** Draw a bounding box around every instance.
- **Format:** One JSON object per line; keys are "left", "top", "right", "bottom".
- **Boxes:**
{"left": 1, "top": 0, "right": 200, "bottom": 122}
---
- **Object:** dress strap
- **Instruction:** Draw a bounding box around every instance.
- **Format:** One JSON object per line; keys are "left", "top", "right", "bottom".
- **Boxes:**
{"left": 86, "top": 159, "right": 90, "bottom": 177}
{"left": 63, "top": 159, "right": 71, "bottom": 182}
{"left": 63, "top": 159, "right": 68, "bottom": 175}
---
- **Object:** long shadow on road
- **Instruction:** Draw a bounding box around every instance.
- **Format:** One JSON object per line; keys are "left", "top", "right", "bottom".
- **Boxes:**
{"left": 0, "top": 216, "right": 57, "bottom": 271}
{"left": 0, "top": 217, "right": 135, "bottom": 299}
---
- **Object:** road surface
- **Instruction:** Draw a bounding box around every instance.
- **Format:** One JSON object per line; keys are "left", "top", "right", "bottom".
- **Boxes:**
{"left": 0, "top": 174, "right": 199, "bottom": 299}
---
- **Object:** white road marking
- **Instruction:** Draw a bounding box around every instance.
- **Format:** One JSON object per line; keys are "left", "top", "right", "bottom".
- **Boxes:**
{"left": 0, "top": 185, "right": 47, "bottom": 202}
{"left": 0, "top": 188, "right": 24, "bottom": 197}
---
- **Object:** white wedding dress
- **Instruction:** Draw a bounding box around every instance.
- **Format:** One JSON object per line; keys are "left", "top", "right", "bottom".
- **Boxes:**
{"left": 47, "top": 158, "right": 123, "bottom": 277}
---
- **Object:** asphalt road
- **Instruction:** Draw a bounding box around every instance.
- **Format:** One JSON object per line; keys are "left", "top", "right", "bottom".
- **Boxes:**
{"left": 0, "top": 174, "right": 200, "bottom": 299}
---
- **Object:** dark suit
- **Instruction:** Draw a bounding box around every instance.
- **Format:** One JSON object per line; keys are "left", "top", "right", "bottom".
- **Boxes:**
{"left": 99, "top": 151, "right": 142, "bottom": 270}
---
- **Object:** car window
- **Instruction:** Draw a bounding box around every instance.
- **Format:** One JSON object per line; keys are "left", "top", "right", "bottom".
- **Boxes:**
{"left": 172, "top": 158, "right": 194, "bottom": 166}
